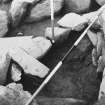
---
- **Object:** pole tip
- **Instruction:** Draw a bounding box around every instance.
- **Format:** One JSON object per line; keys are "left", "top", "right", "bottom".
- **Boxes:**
{"left": 52, "top": 40, "right": 55, "bottom": 44}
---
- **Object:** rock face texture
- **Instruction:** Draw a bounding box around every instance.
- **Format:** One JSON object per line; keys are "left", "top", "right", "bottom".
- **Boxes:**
{"left": 0, "top": 83, "right": 37, "bottom": 105}
{"left": 64, "top": 0, "right": 91, "bottom": 13}
{"left": 45, "top": 27, "right": 71, "bottom": 43}
{"left": 96, "top": 0, "right": 105, "bottom": 6}
{"left": 2, "top": 0, "right": 12, "bottom": 3}
{"left": 9, "top": 48, "right": 49, "bottom": 78}
{"left": 36, "top": 97, "right": 86, "bottom": 105}
{"left": 11, "top": 63, "right": 22, "bottom": 82}
{"left": 9, "top": 0, "right": 39, "bottom": 27}
{"left": 26, "top": 0, "right": 64, "bottom": 23}
{"left": 0, "top": 10, "right": 8, "bottom": 37}
{"left": 0, "top": 51, "right": 11, "bottom": 85}
{"left": 0, "top": 0, "right": 102, "bottom": 105}
{"left": 0, "top": 36, "right": 52, "bottom": 59}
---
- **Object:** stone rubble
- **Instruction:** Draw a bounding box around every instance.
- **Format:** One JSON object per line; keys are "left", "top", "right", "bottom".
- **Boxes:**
{"left": 0, "top": 83, "right": 37, "bottom": 105}
{"left": 0, "top": 0, "right": 104, "bottom": 105}
{"left": 2, "top": 0, "right": 12, "bottom": 3}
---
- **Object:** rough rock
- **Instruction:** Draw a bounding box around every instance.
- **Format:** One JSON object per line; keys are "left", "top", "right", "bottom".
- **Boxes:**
{"left": 26, "top": 0, "right": 63, "bottom": 23}
{"left": 57, "top": 13, "right": 87, "bottom": 31}
{"left": 82, "top": 5, "right": 105, "bottom": 28}
{"left": 82, "top": 11, "right": 98, "bottom": 22}
{"left": 11, "top": 63, "right": 22, "bottom": 82}
{"left": 0, "top": 51, "right": 11, "bottom": 85}
{"left": 0, "top": 10, "right": 8, "bottom": 37}
{"left": 2, "top": 0, "right": 12, "bottom": 3}
{"left": 9, "top": 47, "right": 49, "bottom": 78}
{"left": 98, "top": 68, "right": 105, "bottom": 99}
{"left": 87, "top": 30, "right": 97, "bottom": 46}
{"left": 64, "top": 0, "right": 91, "bottom": 13}
{"left": 95, "top": 0, "right": 105, "bottom": 6}
{"left": 93, "top": 95, "right": 105, "bottom": 105}
{"left": 82, "top": 11, "right": 101, "bottom": 29}
{"left": 0, "top": 36, "right": 51, "bottom": 80}
{"left": 9, "top": 0, "right": 39, "bottom": 27}
{"left": 45, "top": 27, "right": 71, "bottom": 43}
{"left": 0, "top": 83, "right": 37, "bottom": 105}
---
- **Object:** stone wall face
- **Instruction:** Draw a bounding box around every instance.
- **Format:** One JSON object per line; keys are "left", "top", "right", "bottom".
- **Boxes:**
{"left": 0, "top": 0, "right": 104, "bottom": 105}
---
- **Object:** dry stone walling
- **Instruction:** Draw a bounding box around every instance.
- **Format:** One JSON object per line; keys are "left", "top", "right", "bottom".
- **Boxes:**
{"left": 0, "top": 0, "right": 105, "bottom": 105}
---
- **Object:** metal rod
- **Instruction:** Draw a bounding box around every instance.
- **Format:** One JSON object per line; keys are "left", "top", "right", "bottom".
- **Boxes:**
{"left": 50, "top": 0, "right": 55, "bottom": 43}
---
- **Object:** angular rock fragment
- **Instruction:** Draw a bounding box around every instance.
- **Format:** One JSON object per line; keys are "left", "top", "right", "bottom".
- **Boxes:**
{"left": 96, "top": 0, "right": 105, "bottom": 6}
{"left": 57, "top": 13, "right": 87, "bottom": 31}
{"left": 93, "top": 96, "right": 105, "bottom": 105}
{"left": 82, "top": 11, "right": 101, "bottom": 29}
{"left": 26, "top": 0, "right": 63, "bottom": 23}
{"left": 45, "top": 27, "right": 71, "bottom": 43}
{"left": 82, "top": 11, "right": 98, "bottom": 22}
{"left": 64, "top": 0, "right": 91, "bottom": 13}
{"left": 9, "top": 0, "right": 39, "bottom": 27}
{"left": 0, "top": 36, "right": 52, "bottom": 59}
{"left": 98, "top": 68, "right": 105, "bottom": 99}
{"left": 0, "top": 83, "right": 37, "bottom": 105}
{"left": 0, "top": 51, "right": 11, "bottom": 85}
{"left": 0, "top": 10, "right": 8, "bottom": 37}
{"left": 11, "top": 63, "right": 22, "bottom": 82}
{"left": 9, "top": 48, "right": 49, "bottom": 78}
